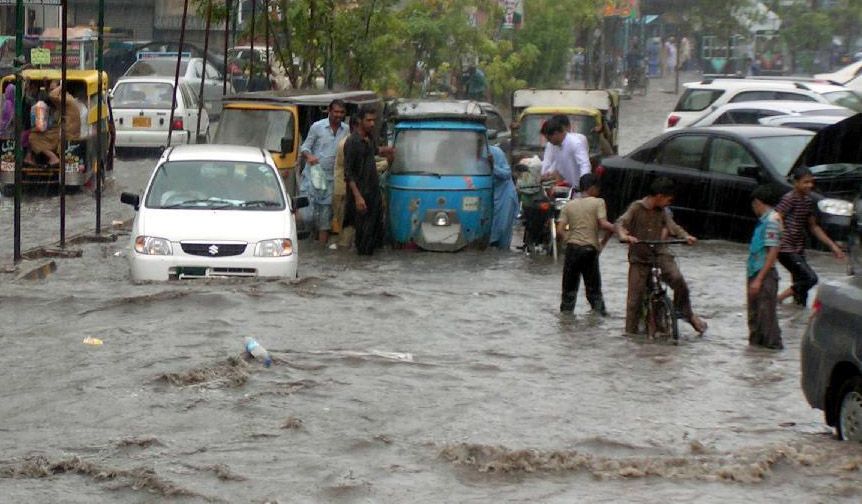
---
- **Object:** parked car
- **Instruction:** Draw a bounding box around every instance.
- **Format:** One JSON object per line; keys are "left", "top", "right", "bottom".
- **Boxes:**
{"left": 597, "top": 125, "right": 851, "bottom": 241}
{"left": 758, "top": 114, "right": 850, "bottom": 132}
{"left": 666, "top": 78, "right": 862, "bottom": 129}
{"left": 684, "top": 100, "right": 853, "bottom": 130}
{"left": 123, "top": 57, "right": 229, "bottom": 118}
{"left": 814, "top": 60, "right": 862, "bottom": 85}
{"left": 119, "top": 144, "right": 309, "bottom": 281}
{"left": 799, "top": 113, "right": 862, "bottom": 441}
{"left": 112, "top": 77, "right": 210, "bottom": 150}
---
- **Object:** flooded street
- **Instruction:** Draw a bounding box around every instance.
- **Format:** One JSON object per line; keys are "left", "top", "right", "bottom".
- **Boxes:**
{"left": 3, "top": 74, "right": 862, "bottom": 503}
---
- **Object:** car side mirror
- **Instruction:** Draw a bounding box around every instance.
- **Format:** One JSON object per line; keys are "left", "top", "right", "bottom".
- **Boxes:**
{"left": 280, "top": 134, "right": 294, "bottom": 155}
{"left": 292, "top": 195, "right": 309, "bottom": 212}
{"left": 487, "top": 129, "right": 498, "bottom": 140}
{"left": 737, "top": 165, "right": 761, "bottom": 180}
{"left": 120, "top": 191, "right": 140, "bottom": 210}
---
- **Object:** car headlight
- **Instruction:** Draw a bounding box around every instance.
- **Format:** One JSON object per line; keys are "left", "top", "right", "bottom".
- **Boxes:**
{"left": 134, "top": 236, "right": 172, "bottom": 255}
{"left": 255, "top": 238, "right": 293, "bottom": 257}
{"left": 818, "top": 198, "right": 854, "bottom": 217}
{"left": 432, "top": 211, "right": 450, "bottom": 227}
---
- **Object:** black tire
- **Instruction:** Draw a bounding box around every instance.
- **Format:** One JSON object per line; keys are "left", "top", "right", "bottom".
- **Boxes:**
{"left": 837, "top": 376, "right": 862, "bottom": 441}
{"left": 648, "top": 294, "right": 678, "bottom": 341}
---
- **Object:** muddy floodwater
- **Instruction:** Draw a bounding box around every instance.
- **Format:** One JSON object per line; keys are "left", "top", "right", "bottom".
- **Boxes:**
{"left": 3, "top": 73, "right": 862, "bottom": 503}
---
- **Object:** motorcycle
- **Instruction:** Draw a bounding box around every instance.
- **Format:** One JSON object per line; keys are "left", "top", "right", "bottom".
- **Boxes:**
{"left": 514, "top": 158, "right": 574, "bottom": 258}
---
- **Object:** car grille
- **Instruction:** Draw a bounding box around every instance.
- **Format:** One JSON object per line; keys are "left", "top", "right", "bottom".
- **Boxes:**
{"left": 180, "top": 243, "right": 247, "bottom": 257}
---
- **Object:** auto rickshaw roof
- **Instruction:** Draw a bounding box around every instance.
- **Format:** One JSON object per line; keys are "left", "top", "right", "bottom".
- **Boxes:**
{"left": 389, "top": 99, "right": 486, "bottom": 122}
{"left": 394, "top": 120, "right": 487, "bottom": 131}
{"left": 5, "top": 69, "right": 109, "bottom": 94}
{"left": 518, "top": 106, "right": 601, "bottom": 121}
{"left": 223, "top": 89, "right": 380, "bottom": 107}
{"left": 512, "top": 89, "right": 618, "bottom": 113}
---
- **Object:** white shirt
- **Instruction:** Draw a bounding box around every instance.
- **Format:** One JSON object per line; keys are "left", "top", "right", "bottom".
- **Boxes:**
{"left": 540, "top": 132, "right": 591, "bottom": 187}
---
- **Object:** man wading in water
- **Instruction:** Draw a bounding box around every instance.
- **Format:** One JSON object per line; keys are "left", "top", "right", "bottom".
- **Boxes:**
{"left": 344, "top": 105, "right": 394, "bottom": 256}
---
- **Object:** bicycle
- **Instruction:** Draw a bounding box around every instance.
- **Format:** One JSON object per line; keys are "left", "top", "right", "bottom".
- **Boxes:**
{"left": 633, "top": 239, "right": 688, "bottom": 342}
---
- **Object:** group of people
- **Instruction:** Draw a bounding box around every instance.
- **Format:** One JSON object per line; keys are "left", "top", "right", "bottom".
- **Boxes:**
{"left": 0, "top": 78, "right": 85, "bottom": 168}
{"left": 555, "top": 162, "right": 845, "bottom": 349}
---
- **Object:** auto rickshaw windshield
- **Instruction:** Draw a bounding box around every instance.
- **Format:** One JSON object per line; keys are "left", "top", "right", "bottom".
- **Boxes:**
{"left": 520, "top": 113, "right": 597, "bottom": 148}
{"left": 391, "top": 129, "right": 490, "bottom": 176}
{"left": 213, "top": 108, "right": 293, "bottom": 152}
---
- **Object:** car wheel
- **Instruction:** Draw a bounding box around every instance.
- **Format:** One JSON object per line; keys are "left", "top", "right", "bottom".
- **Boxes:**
{"left": 838, "top": 376, "right": 862, "bottom": 441}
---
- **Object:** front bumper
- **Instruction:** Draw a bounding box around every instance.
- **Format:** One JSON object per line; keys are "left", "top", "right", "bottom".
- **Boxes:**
{"left": 130, "top": 251, "right": 298, "bottom": 281}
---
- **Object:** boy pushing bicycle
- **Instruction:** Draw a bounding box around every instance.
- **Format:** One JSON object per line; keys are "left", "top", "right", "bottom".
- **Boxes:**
{"left": 615, "top": 177, "right": 708, "bottom": 336}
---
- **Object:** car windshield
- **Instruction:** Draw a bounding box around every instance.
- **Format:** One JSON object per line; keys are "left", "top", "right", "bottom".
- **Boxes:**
{"left": 112, "top": 82, "right": 174, "bottom": 109}
{"left": 809, "top": 163, "right": 862, "bottom": 176}
{"left": 823, "top": 91, "right": 862, "bottom": 112}
{"left": 145, "top": 160, "right": 285, "bottom": 209}
{"left": 213, "top": 108, "right": 293, "bottom": 153}
{"left": 749, "top": 135, "right": 814, "bottom": 176}
{"left": 520, "top": 114, "right": 598, "bottom": 148}
{"left": 126, "top": 59, "right": 189, "bottom": 77}
{"left": 391, "top": 129, "right": 490, "bottom": 176}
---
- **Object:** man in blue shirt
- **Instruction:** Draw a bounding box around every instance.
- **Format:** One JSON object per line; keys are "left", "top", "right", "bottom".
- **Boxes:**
{"left": 747, "top": 185, "right": 783, "bottom": 350}
{"left": 300, "top": 99, "right": 348, "bottom": 245}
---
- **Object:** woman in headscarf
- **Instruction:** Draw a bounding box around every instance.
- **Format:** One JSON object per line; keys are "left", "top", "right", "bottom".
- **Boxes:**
{"left": 489, "top": 144, "right": 519, "bottom": 250}
{"left": 0, "top": 83, "right": 15, "bottom": 137}
{"left": 27, "top": 82, "right": 80, "bottom": 167}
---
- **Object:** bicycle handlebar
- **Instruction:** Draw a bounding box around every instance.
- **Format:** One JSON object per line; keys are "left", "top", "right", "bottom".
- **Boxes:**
{"left": 619, "top": 238, "right": 690, "bottom": 245}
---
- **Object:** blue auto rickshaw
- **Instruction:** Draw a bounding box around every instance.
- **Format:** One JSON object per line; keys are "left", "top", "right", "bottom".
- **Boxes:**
{"left": 385, "top": 100, "right": 493, "bottom": 251}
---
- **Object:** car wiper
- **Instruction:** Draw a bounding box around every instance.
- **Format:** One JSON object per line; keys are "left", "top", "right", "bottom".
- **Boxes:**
{"left": 240, "top": 200, "right": 281, "bottom": 208}
{"left": 163, "top": 198, "right": 237, "bottom": 209}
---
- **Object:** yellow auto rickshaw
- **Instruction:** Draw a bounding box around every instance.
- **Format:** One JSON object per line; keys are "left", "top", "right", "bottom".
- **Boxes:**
{"left": 213, "top": 89, "right": 381, "bottom": 196}
{"left": 0, "top": 68, "right": 113, "bottom": 195}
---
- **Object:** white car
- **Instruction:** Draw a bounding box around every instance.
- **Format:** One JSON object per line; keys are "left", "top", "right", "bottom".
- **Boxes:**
{"left": 665, "top": 78, "right": 861, "bottom": 130}
{"left": 685, "top": 100, "right": 853, "bottom": 129}
{"left": 120, "top": 144, "right": 309, "bottom": 281}
{"left": 758, "top": 114, "right": 849, "bottom": 132}
{"left": 815, "top": 60, "right": 862, "bottom": 85}
{"left": 124, "top": 57, "right": 229, "bottom": 117}
{"left": 112, "top": 77, "right": 211, "bottom": 149}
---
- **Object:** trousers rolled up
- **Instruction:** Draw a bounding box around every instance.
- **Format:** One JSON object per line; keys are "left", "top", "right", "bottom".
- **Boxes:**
{"left": 777, "top": 252, "right": 818, "bottom": 306}
{"left": 625, "top": 255, "right": 692, "bottom": 334}
{"left": 748, "top": 268, "right": 782, "bottom": 349}
{"left": 561, "top": 244, "right": 604, "bottom": 313}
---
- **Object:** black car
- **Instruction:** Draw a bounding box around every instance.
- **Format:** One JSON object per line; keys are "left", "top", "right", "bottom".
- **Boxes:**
{"left": 597, "top": 124, "right": 860, "bottom": 241}
{"left": 800, "top": 114, "right": 862, "bottom": 441}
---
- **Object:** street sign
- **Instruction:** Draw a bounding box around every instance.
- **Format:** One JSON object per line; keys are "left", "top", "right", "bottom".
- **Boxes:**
{"left": 0, "top": 0, "right": 62, "bottom": 4}
{"left": 30, "top": 48, "right": 50, "bottom": 65}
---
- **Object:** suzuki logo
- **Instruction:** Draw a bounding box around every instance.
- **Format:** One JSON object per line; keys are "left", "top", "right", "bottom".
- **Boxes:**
{"left": 208, "top": 244, "right": 219, "bottom": 255}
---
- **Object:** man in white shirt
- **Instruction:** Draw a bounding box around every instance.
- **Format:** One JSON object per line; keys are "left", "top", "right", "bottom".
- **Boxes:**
{"left": 539, "top": 115, "right": 591, "bottom": 189}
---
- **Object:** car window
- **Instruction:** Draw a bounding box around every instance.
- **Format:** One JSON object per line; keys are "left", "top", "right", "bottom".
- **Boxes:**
{"left": 485, "top": 110, "right": 507, "bottom": 134}
{"left": 675, "top": 89, "right": 724, "bottom": 112}
{"left": 192, "top": 61, "right": 203, "bottom": 79}
{"left": 112, "top": 82, "right": 174, "bottom": 109}
{"left": 823, "top": 91, "right": 862, "bottom": 112}
{"left": 180, "top": 84, "right": 197, "bottom": 109}
{"left": 722, "top": 110, "right": 781, "bottom": 124}
{"left": 707, "top": 138, "right": 757, "bottom": 176}
{"left": 749, "top": 134, "right": 814, "bottom": 176}
{"left": 654, "top": 135, "right": 708, "bottom": 170}
{"left": 730, "top": 90, "right": 776, "bottom": 102}
{"left": 775, "top": 91, "right": 817, "bottom": 102}
{"left": 205, "top": 63, "right": 220, "bottom": 80}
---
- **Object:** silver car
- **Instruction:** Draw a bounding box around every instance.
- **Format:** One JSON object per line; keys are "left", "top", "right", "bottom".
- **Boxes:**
{"left": 123, "top": 57, "right": 229, "bottom": 118}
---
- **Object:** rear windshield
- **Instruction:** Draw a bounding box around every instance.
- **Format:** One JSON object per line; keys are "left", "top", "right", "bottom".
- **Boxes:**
{"left": 823, "top": 91, "right": 862, "bottom": 112}
{"left": 112, "top": 82, "right": 174, "bottom": 109}
{"left": 213, "top": 108, "right": 293, "bottom": 153}
{"left": 126, "top": 59, "right": 189, "bottom": 77}
{"left": 674, "top": 89, "right": 724, "bottom": 112}
{"left": 749, "top": 135, "right": 814, "bottom": 176}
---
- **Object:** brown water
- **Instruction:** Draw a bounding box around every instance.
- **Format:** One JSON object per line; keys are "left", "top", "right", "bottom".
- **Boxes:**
{"left": 2, "top": 72, "right": 861, "bottom": 503}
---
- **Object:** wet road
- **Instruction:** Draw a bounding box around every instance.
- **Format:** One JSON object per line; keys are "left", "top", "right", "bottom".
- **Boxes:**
{"left": 3, "top": 73, "right": 862, "bottom": 503}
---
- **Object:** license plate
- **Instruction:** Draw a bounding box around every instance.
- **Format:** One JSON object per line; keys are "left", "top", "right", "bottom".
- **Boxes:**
{"left": 462, "top": 196, "right": 479, "bottom": 212}
{"left": 132, "top": 116, "right": 151, "bottom": 128}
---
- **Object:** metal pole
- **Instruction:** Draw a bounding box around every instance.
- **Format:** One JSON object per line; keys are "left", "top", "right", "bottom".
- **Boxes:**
{"left": 96, "top": 0, "right": 105, "bottom": 234}
{"left": 248, "top": 0, "right": 255, "bottom": 91}
{"left": 59, "top": 0, "right": 67, "bottom": 247}
{"left": 223, "top": 0, "right": 231, "bottom": 95}
{"left": 12, "top": 0, "right": 23, "bottom": 262}
{"left": 265, "top": 12, "right": 290, "bottom": 90}
{"left": 265, "top": 0, "right": 270, "bottom": 87}
{"left": 197, "top": 0, "right": 212, "bottom": 140}
{"left": 167, "top": 0, "right": 190, "bottom": 146}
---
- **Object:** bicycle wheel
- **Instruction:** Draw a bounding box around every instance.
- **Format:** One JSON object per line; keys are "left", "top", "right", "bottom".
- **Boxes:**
{"left": 648, "top": 294, "right": 679, "bottom": 341}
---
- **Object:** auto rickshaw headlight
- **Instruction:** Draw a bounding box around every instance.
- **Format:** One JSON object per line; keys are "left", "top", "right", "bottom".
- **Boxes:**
{"left": 433, "top": 211, "right": 450, "bottom": 227}
{"left": 255, "top": 238, "right": 293, "bottom": 257}
{"left": 134, "top": 236, "right": 173, "bottom": 255}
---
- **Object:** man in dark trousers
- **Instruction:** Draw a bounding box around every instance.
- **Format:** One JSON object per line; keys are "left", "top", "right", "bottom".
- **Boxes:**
{"left": 343, "top": 105, "right": 393, "bottom": 256}
{"left": 556, "top": 173, "right": 615, "bottom": 315}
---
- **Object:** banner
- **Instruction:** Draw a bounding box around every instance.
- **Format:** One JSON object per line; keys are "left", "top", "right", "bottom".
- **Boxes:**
{"left": 499, "top": 0, "right": 524, "bottom": 30}
{"left": 602, "top": 0, "right": 638, "bottom": 18}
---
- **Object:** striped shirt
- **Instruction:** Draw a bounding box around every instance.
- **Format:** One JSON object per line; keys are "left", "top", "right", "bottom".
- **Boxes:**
{"left": 774, "top": 191, "right": 814, "bottom": 253}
